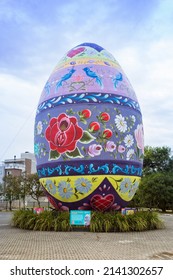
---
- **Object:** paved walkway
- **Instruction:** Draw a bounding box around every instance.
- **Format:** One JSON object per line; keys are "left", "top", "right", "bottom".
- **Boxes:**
{"left": 0, "top": 212, "right": 173, "bottom": 260}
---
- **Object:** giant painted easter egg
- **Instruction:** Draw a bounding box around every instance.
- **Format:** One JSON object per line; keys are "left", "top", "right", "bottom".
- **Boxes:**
{"left": 34, "top": 43, "right": 144, "bottom": 211}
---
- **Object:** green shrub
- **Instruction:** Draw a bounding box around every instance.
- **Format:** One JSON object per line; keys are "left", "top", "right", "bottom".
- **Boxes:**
{"left": 12, "top": 209, "right": 164, "bottom": 232}
{"left": 12, "top": 209, "right": 36, "bottom": 229}
{"left": 127, "top": 212, "right": 148, "bottom": 231}
{"left": 115, "top": 213, "right": 130, "bottom": 232}
{"left": 33, "top": 211, "right": 54, "bottom": 231}
{"left": 145, "top": 211, "right": 165, "bottom": 230}
{"left": 53, "top": 212, "right": 70, "bottom": 231}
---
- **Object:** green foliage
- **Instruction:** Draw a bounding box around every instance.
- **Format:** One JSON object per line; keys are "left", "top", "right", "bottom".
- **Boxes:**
{"left": 143, "top": 146, "right": 173, "bottom": 175}
{"left": 115, "top": 214, "right": 130, "bottom": 232}
{"left": 53, "top": 211, "right": 70, "bottom": 231}
{"left": 137, "top": 172, "right": 173, "bottom": 211}
{"left": 26, "top": 173, "right": 44, "bottom": 207}
{"left": 12, "top": 209, "right": 37, "bottom": 229}
{"left": 3, "top": 175, "right": 21, "bottom": 210}
{"left": 130, "top": 146, "right": 173, "bottom": 211}
{"left": 12, "top": 210, "right": 164, "bottom": 232}
{"left": 12, "top": 209, "right": 70, "bottom": 231}
{"left": 90, "top": 211, "right": 164, "bottom": 232}
{"left": 2, "top": 173, "right": 44, "bottom": 210}
{"left": 145, "top": 211, "right": 164, "bottom": 230}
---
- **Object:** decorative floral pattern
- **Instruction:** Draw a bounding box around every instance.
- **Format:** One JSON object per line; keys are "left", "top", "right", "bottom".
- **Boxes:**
{"left": 88, "top": 144, "right": 102, "bottom": 157}
{"left": 35, "top": 106, "right": 143, "bottom": 162}
{"left": 134, "top": 124, "right": 144, "bottom": 153}
{"left": 45, "top": 179, "right": 57, "bottom": 195}
{"left": 74, "top": 178, "right": 92, "bottom": 194}
{"left": 120, "top": 178, "right": 132, "bottom": 193}
{"left": 115, "top": 114, "right": 127, "bottom": 133}
{"left": 36, "top": 121, "right": 43, "bottom": 135}
{"left": 58, "top": 181, "right": 73, "bottom": 199}
{"left": 128, "top": 181, "right": 139, "bottom": 198}
{"left": 45, "top": 113, "right": 83, "bottom": 155}
{"left": 41, "top": 175, "right": 141, "bottom": 211}
{"left": 105, "top": 141, "right": 116, "bottom": 152}
{"left": 35, "top": 42, "right": 144, "bottom": 211}
{"left": 118, "top": 145, "right": 126, "bottom": 153}
{"left": 124, "top": 134, "right": 134, "bottom": 147}
{"left": 126, "top": 149, "right": 135, "bottom": 160}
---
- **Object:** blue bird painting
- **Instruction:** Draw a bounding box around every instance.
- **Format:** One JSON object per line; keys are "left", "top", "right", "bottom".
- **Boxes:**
{"left": 56, "top": 68, "right": 76, "bottom": 91}
{"left": 112, "top": 72, "right": 123, "bottom": 89}
{"left": 44, "top": 81, "right": 51, "bottom": 95}
{"left": 83, "top": 67, "right": 103, "bottom": 89}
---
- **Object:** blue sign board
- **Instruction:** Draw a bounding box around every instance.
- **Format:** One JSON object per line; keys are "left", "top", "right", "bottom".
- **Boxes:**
{"left": 70, "top": 210, "right": 91, "bottom": 226}
{"left": 121, "top": 208, "right": 136, "bottom": 215}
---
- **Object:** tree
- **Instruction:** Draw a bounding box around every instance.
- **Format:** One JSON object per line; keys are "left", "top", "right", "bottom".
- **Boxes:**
{"left": 143, "top": 146, "right": 173, "bottom": 175}
{"left": 3, "top": 175, "right": 21, "bottom": 211}
{"left": 26, "top": 173, "right": 44, "bottom": 207}
{"left": 0, "top": 183, "right": 3, "bottom": 196}
{"left": 19, "top": 172, "right": 29, "bottom": 209}
{"left": 130, "top": 146, "right": 173, "bottom": 211}
{"left": 136, "top": 172, "right": 173, "bottom": 211}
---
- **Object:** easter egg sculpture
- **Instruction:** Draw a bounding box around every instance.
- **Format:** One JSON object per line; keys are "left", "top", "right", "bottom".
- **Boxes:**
{"left": 34, "top": 43, "right": 144, "bottom": 211}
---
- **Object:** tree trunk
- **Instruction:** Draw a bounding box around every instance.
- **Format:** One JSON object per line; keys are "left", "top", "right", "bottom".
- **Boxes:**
{"left": 37, "top": 198, "right": 41, "bottom": 208}
{"left": 6, "top": 201, "right": 8, "bottom": 211}
{"left": 22, "top": 197, "right": 25, "bottom": 210}
{"left": 9, "top": 200, "right": 12, "bottom": 211}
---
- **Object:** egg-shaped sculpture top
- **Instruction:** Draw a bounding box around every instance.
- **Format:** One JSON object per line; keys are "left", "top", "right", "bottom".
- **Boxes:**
{"left": 34, "top": 43, "right": 144, "bottom": 212}
{"left": 38, "top": 42, "right": 139, "bottom": 105}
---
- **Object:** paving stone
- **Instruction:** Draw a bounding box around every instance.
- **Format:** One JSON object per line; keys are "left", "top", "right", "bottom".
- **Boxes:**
{"left": 0, "top": 213, "right": 172, "bottom": 260}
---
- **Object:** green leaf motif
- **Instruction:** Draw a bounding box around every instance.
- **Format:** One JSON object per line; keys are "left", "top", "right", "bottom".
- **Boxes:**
{"left": 66, "top": 147, "right": 83, "bottom": 158}
{"left": 79, "top": 131, "right": 96, "bottom": 144}
{"left": 49, "top": 150, "right": 60, "bottom": 160}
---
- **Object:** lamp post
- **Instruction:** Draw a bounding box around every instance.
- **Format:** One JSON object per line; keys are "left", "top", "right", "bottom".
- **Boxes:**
{"left": 21, "top": 181, "right": 26, "bottom": 210}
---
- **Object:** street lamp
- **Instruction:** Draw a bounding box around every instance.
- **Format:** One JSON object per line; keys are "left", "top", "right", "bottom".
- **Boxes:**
{"left": 21, "top": 181, "right": 26, "bottom": 210}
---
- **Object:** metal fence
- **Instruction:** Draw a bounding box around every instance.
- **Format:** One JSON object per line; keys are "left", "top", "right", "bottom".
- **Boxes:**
{"left": 0, "top": 199, "right": 50, "bottom": 211}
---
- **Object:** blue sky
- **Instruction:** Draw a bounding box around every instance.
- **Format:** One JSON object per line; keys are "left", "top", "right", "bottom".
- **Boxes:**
{"left": 0, "top": 0, "right": 173, "bottom": 161}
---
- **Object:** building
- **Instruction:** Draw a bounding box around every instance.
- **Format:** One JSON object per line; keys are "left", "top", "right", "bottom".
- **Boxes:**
{"left": 21, "top": 151, "right": 37, "bottom": 174}
{"left": 0, "top": 163, "right": 5, "bottom": 185}
{"left": 3, "top": 152, "right": 36, "bottom": 178}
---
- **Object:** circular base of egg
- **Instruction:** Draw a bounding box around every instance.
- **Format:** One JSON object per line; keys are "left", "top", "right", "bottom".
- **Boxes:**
{"left": 34, "top": 43, "right": 144, "bottom": 211}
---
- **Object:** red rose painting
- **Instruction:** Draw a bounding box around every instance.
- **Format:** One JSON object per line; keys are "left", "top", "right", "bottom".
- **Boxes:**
{"left": 45, "top": 113, "right": 83, "bottom": 154}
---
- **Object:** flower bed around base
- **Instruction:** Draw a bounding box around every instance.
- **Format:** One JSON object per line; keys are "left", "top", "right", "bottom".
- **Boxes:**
{"left": 12, "top": 209, "right": 164, "bottom": 232}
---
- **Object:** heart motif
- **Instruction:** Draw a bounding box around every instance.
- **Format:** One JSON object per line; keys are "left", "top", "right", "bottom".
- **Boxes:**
{"left": 90, "top": 194, "right": 114, "bottom": 212}
{"left": 70, "top": 81, "right": 86, "bottom": 91}
{"left": 67, "top": 47, "right": 85, "bottom": 58}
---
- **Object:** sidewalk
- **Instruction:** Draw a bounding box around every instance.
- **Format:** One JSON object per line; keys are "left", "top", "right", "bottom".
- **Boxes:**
{"left": 0, "top": 213, "right": 173, "bottom": 260}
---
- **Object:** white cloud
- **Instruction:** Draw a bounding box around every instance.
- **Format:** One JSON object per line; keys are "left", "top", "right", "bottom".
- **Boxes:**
{"left": 112, "top": 38, "right": 173, "bottom": 150}
{"left": 0, "top": 74, "right": 41, "bottom": 160}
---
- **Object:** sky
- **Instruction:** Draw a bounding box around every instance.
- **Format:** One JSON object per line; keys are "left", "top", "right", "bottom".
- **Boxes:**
{"left": 0, "top": 0, "right": 173, "bottom": 162}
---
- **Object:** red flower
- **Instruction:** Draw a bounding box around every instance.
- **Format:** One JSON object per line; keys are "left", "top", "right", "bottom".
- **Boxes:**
{"left": 67, "top": 47, "right": 85, "bottom": 58}
{"left": 89, "top": 121, "right": 100, "bottom": 132}
{"left": 45, "top": 113, "right": 83, "bottom": 154}
{"left": 100, "top": 112, "right": 110, "bottom": 122}
{"left": 81, "top": 109, "right": 91, "bottom": 119}
{"left": 103, "top": 129, "right": 113, "bottom": 139}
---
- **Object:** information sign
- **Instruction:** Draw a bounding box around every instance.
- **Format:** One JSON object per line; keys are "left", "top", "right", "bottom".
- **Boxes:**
{"left": 121, "top": 208, "right": 136, "bottom": 215}
{"left": 70, "top": 210, "right": 91, "bottom": 226}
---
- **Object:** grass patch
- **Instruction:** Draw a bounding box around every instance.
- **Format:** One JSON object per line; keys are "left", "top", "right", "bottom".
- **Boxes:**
{"left": 12, "top": 209, "right": 165, "bottom": 232}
